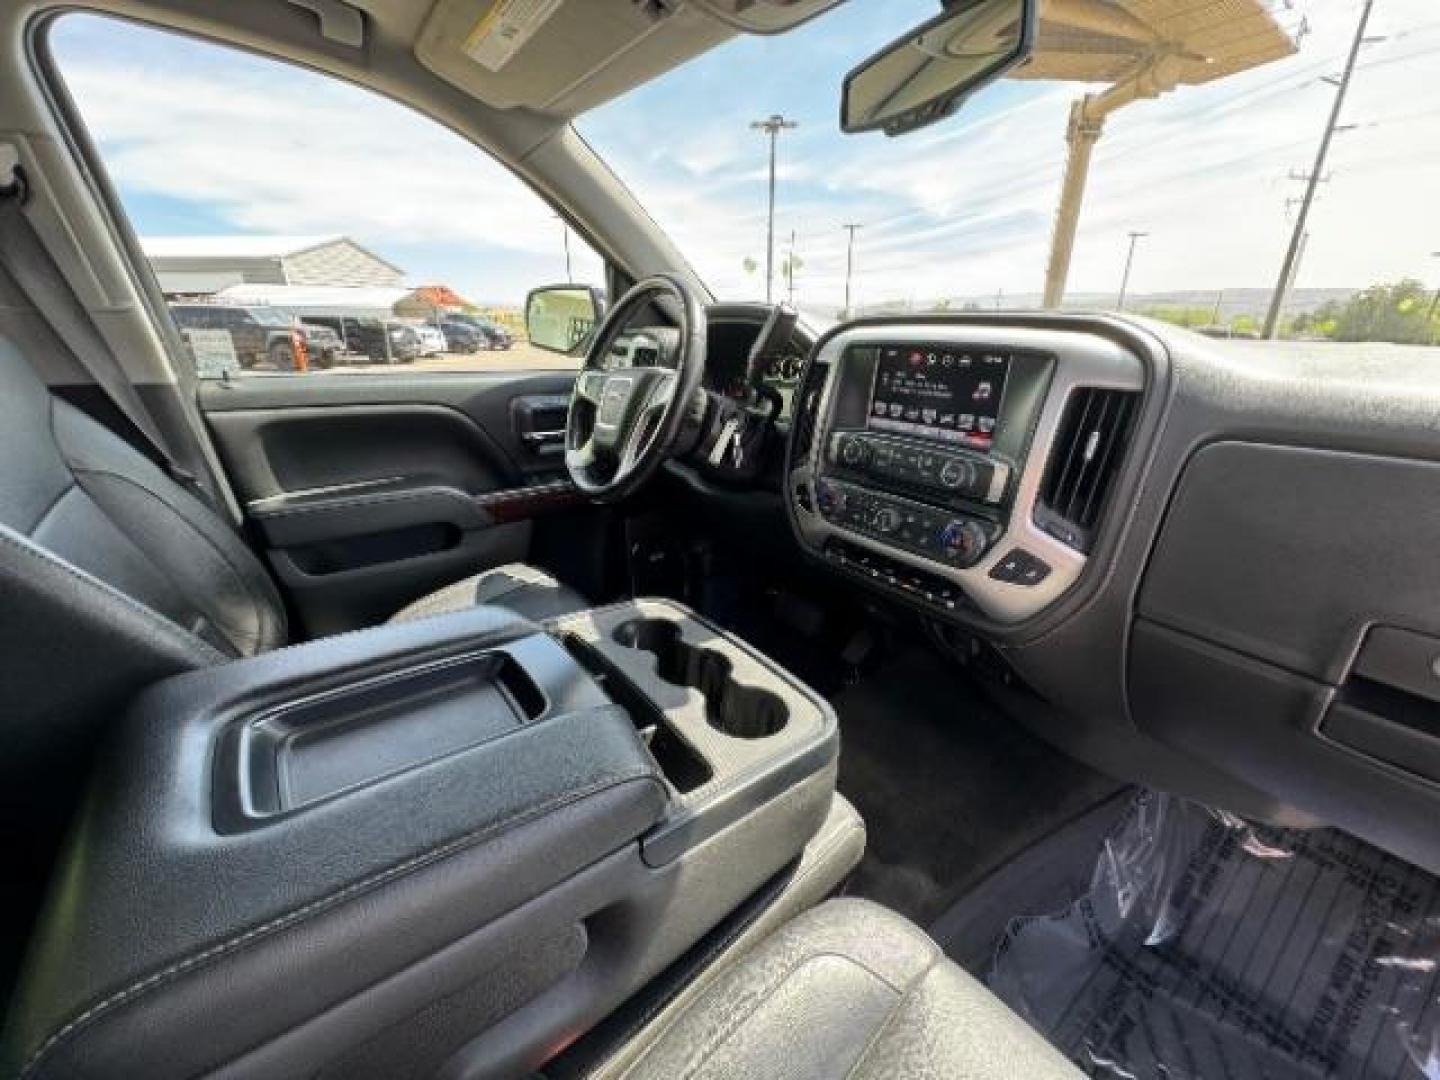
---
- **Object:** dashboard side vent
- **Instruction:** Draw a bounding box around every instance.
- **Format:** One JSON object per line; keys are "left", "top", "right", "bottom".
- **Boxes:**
{"left": 1036, "top": 387, "right": 1140, "bottom": 553}
{"left": 790, "top": 359, "right": 831, "bottom": 467}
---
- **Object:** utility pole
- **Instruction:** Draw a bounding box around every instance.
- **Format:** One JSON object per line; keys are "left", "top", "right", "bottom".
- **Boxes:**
{"left": 841, "top": 223, "right": 862, "bottom": 318}
{"left": 751, "top": 114, "right": 798, "bottom": 304}
{"left": 1117, "top": 231, "right": 1148, "bottom": 311}
{"left": 1211, "top": 290, "right": 1224, "bottom": 326}
{"left": 1263, "top": 0, "right": 1377, "bottom": 338}
{"left": 786, "top": 229, "right": 798, "bottom": 305}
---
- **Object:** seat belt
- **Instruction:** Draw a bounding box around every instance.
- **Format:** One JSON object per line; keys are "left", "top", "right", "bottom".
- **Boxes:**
{"left": 0, "top": 162, "right": 208, "bottom": 497}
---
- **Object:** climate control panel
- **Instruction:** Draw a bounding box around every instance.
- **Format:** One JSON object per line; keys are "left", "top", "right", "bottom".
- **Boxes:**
{"left": 829, "top": 432, "right": 1008, "bottom": 506}
{"left": 814, "top": 478, "right": 998, "bottom": 568}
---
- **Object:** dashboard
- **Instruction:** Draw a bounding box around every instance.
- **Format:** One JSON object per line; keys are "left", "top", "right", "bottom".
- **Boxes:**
{"left": 767, "top": 310, "right": 1440, "bottom": 881}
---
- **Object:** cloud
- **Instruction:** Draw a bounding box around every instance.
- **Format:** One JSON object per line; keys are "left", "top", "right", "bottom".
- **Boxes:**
{"left": 53, "top": 17, "right": 602, "bottom": 303}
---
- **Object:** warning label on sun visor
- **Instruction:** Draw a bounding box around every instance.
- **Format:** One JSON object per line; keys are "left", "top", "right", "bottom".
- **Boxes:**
{"left": 464, "top": 0, "right": 563, "bottom": 72}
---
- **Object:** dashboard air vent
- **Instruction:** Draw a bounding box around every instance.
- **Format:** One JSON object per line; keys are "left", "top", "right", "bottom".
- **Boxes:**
{"left": 1036, "top": 387, "right": 1139, "bottom": 553}
{"left": 790, "top": 359, "right": 830, "bottom": 466}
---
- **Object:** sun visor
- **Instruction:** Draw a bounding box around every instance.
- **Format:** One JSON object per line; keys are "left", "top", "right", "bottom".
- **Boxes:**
{"left": 415, "top": 0, "right": 732, "bottom": 117}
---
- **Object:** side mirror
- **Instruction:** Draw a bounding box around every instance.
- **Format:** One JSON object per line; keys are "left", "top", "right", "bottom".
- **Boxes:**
{"left": 525, "top": 285, "right": 606, "bottom": 355}
{"left": 841, "top": 0, "right": 1035, "bottom": 137}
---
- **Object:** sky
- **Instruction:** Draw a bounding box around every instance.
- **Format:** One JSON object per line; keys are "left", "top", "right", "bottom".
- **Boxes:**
{"left": 50, "top": 0, "right": 1440, "bottom": 311}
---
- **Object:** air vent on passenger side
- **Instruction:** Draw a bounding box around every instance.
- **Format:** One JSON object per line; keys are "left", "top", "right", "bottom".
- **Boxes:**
{"left": 1035, "top": 387, "right": 1139, "bottom": 553}
{"left": 789, "top": 358, "right": 831, "bottom": 467}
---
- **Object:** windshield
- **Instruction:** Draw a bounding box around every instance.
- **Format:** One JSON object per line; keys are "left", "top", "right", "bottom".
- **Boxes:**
{"left": 248, "top": 307, "right": 295, "bottom": 327}
{"left": 580, "top": 0, "right": 1439, "bottom": 344}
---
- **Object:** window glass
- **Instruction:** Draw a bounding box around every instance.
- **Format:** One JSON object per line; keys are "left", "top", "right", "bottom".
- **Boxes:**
{"left": 581, "top": 0, "right": 1439, "bottom": 344}
{"left": 49, "top": 14, "right": 606, "bottom": 375}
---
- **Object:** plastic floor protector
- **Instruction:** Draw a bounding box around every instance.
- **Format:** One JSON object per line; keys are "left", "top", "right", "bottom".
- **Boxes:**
{"left": 987, "top": 790, "right": 1440, "bottom": 1079}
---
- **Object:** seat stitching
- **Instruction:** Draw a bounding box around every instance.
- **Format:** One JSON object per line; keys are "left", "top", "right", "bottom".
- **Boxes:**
{"left": 842, "top": 951, "right": 944, "bottom": 1080}
{"left": 19, "top": 771, "right": 666, "bottom": 1079}
{"left": 0, "top": 527, "right": 226, "bottom": 664}
{"left": 69, "top": 465, "right": 278, "bottom": 650}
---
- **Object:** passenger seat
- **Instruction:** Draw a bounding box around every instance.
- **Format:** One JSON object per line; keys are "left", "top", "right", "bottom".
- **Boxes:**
{"left": 605, "top": 898, "right": 1080, "bottom": 1079}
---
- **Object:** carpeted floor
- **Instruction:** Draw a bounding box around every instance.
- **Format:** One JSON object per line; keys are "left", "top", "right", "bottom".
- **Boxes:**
{"left": 831, "top": 648, "right": 1124, "bottom": 927}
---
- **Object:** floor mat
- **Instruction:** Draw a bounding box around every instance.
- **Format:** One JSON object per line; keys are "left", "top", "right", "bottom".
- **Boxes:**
{"left": 831, "top": 650, "right": 1123, "bottom": 925}
{"left": 987, "top": 791, "right": 1440, "bottom": 1079}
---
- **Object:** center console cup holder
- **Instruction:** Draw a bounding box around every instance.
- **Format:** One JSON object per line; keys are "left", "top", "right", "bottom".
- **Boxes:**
{"left": 613, "top": 618, "right": 788, "bottom": 740}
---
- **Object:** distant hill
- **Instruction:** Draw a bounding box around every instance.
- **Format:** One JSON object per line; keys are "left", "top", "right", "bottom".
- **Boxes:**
{"left": 845, "top": 287, "right": 1357, "bottom": 323}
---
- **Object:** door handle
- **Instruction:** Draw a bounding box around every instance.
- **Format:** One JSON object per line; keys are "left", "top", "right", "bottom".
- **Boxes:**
{"left": 521, "top": 429, "right": 566, "bottom": 446}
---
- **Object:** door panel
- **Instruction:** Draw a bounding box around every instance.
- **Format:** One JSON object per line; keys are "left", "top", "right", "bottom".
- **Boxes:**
{"left": 200, "top": 372, "right": 586, "bottom": 636}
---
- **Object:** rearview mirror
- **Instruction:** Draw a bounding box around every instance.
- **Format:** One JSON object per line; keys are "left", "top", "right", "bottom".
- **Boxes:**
{"left": 841, "top": 0, "right": 1035, "bottom": 137}
{"left": 525, "top": 285, "right": 606, "bottom": 355}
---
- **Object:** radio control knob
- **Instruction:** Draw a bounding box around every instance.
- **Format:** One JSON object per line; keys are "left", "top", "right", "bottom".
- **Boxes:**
{"left": 939, "top": 519, "right": 988, "bottom": 565}
{"left": 840, "top": 436, "right": 872, "bottom": 468}
{"left": 939, "top": 458, "right": 974, "bottom": 490}
{"left": 816, "top": 480, "right": 845, "bottom": 516}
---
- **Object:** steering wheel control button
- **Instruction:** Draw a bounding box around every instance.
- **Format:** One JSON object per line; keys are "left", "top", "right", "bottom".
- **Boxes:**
{"left": 989, "top": 548, "right": 1052, "bottom": 586}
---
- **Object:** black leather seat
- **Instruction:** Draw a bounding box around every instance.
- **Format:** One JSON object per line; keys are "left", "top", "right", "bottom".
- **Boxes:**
{"left": 610, "top": 898, "right": 1081, "bottom": 1079}
{"left": 0, "top": 338, "right": 588, "bottom": 657}
{"left": 0, "top": 338, "right": 588, "bottom": 851}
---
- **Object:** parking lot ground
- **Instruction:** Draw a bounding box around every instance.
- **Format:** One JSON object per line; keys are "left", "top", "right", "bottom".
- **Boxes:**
{"left": 323, "top": 341, "right": 576, "bottom": 374}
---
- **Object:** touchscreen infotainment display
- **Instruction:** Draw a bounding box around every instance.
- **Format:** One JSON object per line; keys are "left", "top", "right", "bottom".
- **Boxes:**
{"left": 867, "top": 345, "right": 1010, "bottom": 449}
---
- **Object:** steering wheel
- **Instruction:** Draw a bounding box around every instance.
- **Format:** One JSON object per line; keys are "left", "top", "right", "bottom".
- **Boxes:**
{"left": 565, "top": 274, "right": 707, "bottom": 502}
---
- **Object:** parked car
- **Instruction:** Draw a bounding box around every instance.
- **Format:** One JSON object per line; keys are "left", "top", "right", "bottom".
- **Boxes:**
{"left": 384, "top": 321, "right": 422, "bottom": 362}
{"left": 169, "top": 302, "right": 307, "bottom": 371}
{"left": 444, "top": 311, "right": 513, "bottom": 349}
{"left": 409, "top": 323, "right": 447, "bottom": 356}
{"left": 299, "top": 321, "right": 346, "bottom": 367}
{"left": 298, "top": 317, "right": 412, "bottom": 364}
{"left": 438, "top": 319, "right": 487, "bottom": 353}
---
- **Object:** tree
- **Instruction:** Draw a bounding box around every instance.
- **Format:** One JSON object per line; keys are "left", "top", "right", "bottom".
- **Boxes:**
{"left": 1139, "top": 305, "right": 1213, "bottom": 329}
{"left": 1323, "top": 280, "right": 1435, "bottom": 344}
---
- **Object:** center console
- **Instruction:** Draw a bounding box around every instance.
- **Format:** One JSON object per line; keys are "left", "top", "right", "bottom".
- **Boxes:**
{"left": 788, "top": 321, "right": 1146, "bottom": 624}
{"left": 6, "top": 603, "right": 847, "bottom": 1080}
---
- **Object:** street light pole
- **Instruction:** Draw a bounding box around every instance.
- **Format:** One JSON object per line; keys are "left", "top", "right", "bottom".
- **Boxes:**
{"left": 842, "top": 223, "right": 862, "bottom": 317}
{"left": 751, "top": 114, "right": 798, "bottom": 304}
{"left": 1116, "top": 231, "right": 1148, "bottom": 311}
{"left": 1263, "top": 0, "right": 1376, "bottom": 339}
